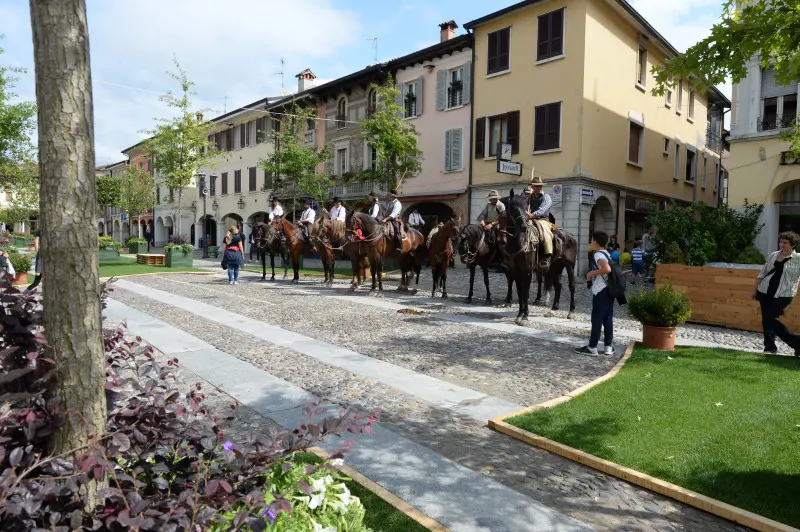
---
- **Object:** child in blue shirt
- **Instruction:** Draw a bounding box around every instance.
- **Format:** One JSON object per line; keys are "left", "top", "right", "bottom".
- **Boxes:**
{"left": 630, "top": 240, "right": 645, "bottom": 284}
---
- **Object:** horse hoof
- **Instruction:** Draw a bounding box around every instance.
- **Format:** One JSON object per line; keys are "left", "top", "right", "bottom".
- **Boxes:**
{"left": 567, "top": 311, "right": 575, "bottom": 319}
{"left": 486, "top": 298, "right": 492, "bottom": 305}
{"left": 466, "top": 297, "right": 472, "bottom": 304}
{"left": 513, "top": 316, "right": 522, "bottom": 325}
{"left": 442, "top": 293, "right": 448, "bottom": 299}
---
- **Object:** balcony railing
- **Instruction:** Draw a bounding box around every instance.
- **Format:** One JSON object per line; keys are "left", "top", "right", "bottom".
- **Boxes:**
{"left": 304, "top": 130, "right": 315, "bottom": 146}
{"left": 705, "top": 131, "right": 724, "bottom": 154}
{"left": 757, "top": 114, "right": 797, "bottom": 132}
{"left": 447, "top": 88, "right": 463, "bottom": 108}
{"left": 327, "top": 180, "right": 387, "bottom": 199}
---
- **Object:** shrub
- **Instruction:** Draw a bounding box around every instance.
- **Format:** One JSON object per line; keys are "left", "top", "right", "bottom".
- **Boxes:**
{"left": 734, "top": 245, "right": 766, "bottom": 265}
{"left": 168, "top": 234, "right": 189, "bottom": 245}
{"left": 620, "top": 252, "right": 632, "bottom": 265}
{"left": 98, "top": 235, "right": 122, "bottom": 250}
{"left": 124, "top": 236, "right": 148, "bottom": 246}
{"left": 8, "top": 252, "right": 31, "bottom": 274}
{"left": 628, "top": 283, "right": 692, "bottom": 328}
{"left": 0, "top": 280, "right": 379, "bottom": 530}
{"left": 165, "top": 243, "right": 194, "bottom": 253}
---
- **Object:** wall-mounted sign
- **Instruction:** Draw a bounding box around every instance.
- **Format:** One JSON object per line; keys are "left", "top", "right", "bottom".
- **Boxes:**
{"left": 497, "top": 160, "right": 522, "bottom": 176}
{"left": 580, "top": 188, "right": 594, "bottom": 205}
{"left": 551, "top": 184, "right": 563, "bottom": 207}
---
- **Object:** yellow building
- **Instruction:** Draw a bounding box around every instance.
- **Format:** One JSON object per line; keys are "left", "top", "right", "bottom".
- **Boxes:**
{"left": 464, "top": 0, "right": 729, "bottom": 267}
{"left": 726, "top": 57, "right": 799, "bottom": 256}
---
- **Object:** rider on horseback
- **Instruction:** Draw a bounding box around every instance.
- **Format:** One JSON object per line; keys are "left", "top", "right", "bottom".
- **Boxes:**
{"left": 381, "top": 189, "right": 404, "bottom": 251}
{"left": 298, "top": 198, "right": 316, "bottom": 246}
{"left": 477, "top": 189, "right": 506, "bottom": 245}
{"left": 524, "top": 174, "right": 554, "bottom": 270}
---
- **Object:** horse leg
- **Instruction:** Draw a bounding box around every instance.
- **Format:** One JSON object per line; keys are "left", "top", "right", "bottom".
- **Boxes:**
{"left": 378, "top": 259, "right": 384, "bottom": 291}
{"left": 441, "top": 260, "right": 449, "bottom": 299}
{"left": 505, "top": 271, "right": 514, "bottom": 307}
{"left": 282, "top": 249, "right": 288, "bottom": 279}
{"left": 514, "top": 271, "right": 526, "bottom": 325}
{"left": 292, "top": 250, "right": 300, "bottom": 284}
{"left": 551, "top": 265, "right": 564, "bottom": 311}
{"left": 566, "top": 262, "right": 577, "bottom": 319}
{"left": 466, "top": 265, "right": 475, "bottom": 304}
{"left": 260, "top": 250, "right": 266, "bottom": 280}
{"left": 483, "top": 264, "right": 492, "bottom": 304}
{"left": 431, "top": 263, "right": 439, "bottom": 298}
{"left": 534, "top": 271, "right": 543, "bottom": 304}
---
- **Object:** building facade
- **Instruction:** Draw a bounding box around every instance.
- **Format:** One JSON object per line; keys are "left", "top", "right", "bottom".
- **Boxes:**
{"left": 727, "top": 58, "right": 799, "bottom": 256}
{"left": 96, "top": 159, "right": 133, "bottom": 240}
{"left": 465, "top": 0, "right": 729, "bottom": 270}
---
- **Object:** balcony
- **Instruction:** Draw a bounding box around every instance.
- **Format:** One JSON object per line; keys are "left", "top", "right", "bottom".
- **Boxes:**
{"left": 327, "top": 180, "right": 387, "bottom": 199}
{"left": 705, "top": 130, "right": 724, "bottom": 154}
{"left": 304, "top": 130, "right": 316, "bottom": 146}
{"left": 757, "top": 114, "right": 797, "bottom": 132}
{"left": 335, "top": 115, "right": 346, "bottom": 130}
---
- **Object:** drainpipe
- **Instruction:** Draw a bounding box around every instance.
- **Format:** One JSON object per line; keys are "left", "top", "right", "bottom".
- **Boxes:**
{"left": 467, "top": 28, "right": 475, "bottom": 223}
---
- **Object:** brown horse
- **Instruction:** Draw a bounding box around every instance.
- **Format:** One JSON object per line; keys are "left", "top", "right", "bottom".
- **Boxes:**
{"left": 428, "top": 215, "right": 461, "bottom": 298}
{"left": 313, "top": 214, "right": 370, "bottom": 286}
{"left": 348, "top": 212, "right": 423, "bottom": 292}
{"left": 275, "top": 217, "right": 306, "bottom": 284}
{"left": 252, "top": 221, "right": 287, "bottom": 281}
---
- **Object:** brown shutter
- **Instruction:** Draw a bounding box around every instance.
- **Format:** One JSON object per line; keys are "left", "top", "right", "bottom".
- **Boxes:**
{"left": 487, "top": 32, "right": 498, "bottom": 74}
{"left": 234, "top": 170, "right": 242, "bottom": 193}
{"left": 534, "top": 106, "right": 546, "bottom": 151}
{"left": 506, "top": 111, "right": 520, "bottom": 154}
{"left": 498, "top": 28, "right": 510, "bottom": 71}
{"left": 221, "top": 172, "right": 228, "bottom": 194}
{"left": 249, "top": 167, "right": 257, "bottom": 191}
{"left": 475, "top": 117, "right": 485, "bottom": 158}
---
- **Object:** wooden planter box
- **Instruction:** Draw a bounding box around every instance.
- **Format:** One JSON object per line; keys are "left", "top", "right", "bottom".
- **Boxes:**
{"left": 655, "top": 263, "right": 795, "bottom": 333}
{"left": 166, "top": 249, "right": 193, "bottom": 268}
{"left": 99, "top": 248, "right": 122, "bottom": 264}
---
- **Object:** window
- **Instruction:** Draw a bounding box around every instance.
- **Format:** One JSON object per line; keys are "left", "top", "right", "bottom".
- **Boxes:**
{"left": 537, "top": 8, "right": 564, "bottom": 62}
{"left": 665, "top": 78, "right": 673, "bottom": 108}
{"left": 487, "top": 27, "right": 510, "bottom": 75}
{"left": 336, "top": 98, "right": 347, "bottom": 129}
{"left": 367, "top": 89, "right": 377, "bottom": 118}
{"left": 760, "top": 67, "right": 799, "bottom": 130}
{"left": 714, "top": 162, "right": 720, "bottom": 191}
{"left": 239, "top": 124, "right": 246, "bottom": 148}
{"left": 263, "top": 169, "right": 273, "bottom": 189}
{"left": 636, "top": 46, "right": 647, "bottom": 88}
{"left": 784, "top": 94, "right": 798, "bottom": 126}
{"left": 627, "top": 120, "right": 644, "bottom": 166}
{"left": 139, "top": 162, "right": 144, "bottom": 170}
{"left": 702, "top": 154, "right": 708, "bottom": 189}
{"left": 226, "top": 128, "right": 234, "bottom": 151}
{"left": 210, "top": 175, "right": 216, "bottom": 196}
{"left": 221, "top": 172, "right": 228, "bottom": 195}
{"left": 676, "top": 80, "right": 684, "bottom": 115}
{"left": 365, "top": 143, "right": 377, "bottom": 171}
{"left": 447, "top": 68, "right": 463, "bottom": 108}
{"left": 688, "top": 90, "right": 695, "bottom": 120}
{"left": 256, "top": 117, "right": 267, "bottom": 144}
{"left": 169, "top": 188, "right": 174, "bottom": 203}
{"left": 234, "top": 170, "right": 242, "bottom": 193}
{"left": 534, "top": 102, "right": 561, "bottom": 152}
{"left": 402, "top": 81, "right": 419, "bottom": 118}
{"left": 336, "top": 148, "right": 348, "bottom": 176}
{"left": 444, "top": 128, "right": 463, "bottom": 172}
{"left": 674, "top": 143, "right": 681, "bottom": 179}
{"left": 663, "top": 137, "right": 670, "bottom": 155}
{"left": 474, "top": 111, "right": 519, "bottom": 158}
{"left": 248, "top": 167, "right": 257, "bottom": 192}
{"left": 685, "top": 147, "right": 696, "bottom": 182}
{"left": 156, "top": 186, "right": 160, "bottom": 204}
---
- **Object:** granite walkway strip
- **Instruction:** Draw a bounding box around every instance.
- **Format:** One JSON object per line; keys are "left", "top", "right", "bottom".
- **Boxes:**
{"left": 104, "top": 298, "right": 592, "bottom": 532}
{"left": 113, "top": 279, "right": 521, "bottom": 422}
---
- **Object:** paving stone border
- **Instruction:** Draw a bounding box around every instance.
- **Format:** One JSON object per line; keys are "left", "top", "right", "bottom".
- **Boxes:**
{"left": 488, "top": 342, "right": 797, "bottom": 532}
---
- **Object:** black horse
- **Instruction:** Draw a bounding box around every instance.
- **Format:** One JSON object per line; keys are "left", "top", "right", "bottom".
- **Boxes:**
{"left": 533, "top": 227, "right": 578, "bottom": 319}
{"left": 252, "top": 221, "right": 287, "bottom": 281}
{"left": 456, "top": 223, "right": 512, "bottom": 305}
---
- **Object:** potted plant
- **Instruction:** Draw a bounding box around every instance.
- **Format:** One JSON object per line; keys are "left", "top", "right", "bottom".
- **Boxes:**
{"left": 98, "top": 235, "right": 123, "bottom": 264}
{"left": 628, "top": 283, "right": 692, "bottom": 351}
{"left": 9, "top": 253, "right": 31, "bottom": 285}
{"left": 164, "top": 236, "right": 194, "bottom": 268}
{"left": 125, "top": 236, "right": 148, "bottom": 254}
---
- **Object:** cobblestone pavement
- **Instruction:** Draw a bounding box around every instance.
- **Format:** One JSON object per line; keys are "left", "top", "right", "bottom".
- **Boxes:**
{"left": 109, "top": 272, "right": 750, "bottom": 531}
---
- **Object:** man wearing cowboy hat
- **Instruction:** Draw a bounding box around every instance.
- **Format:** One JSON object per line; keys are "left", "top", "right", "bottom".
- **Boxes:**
{"left": 408, "top": 207, "right": 424, "bottom": 230}
{"left": 298, "top": 198, "right": 316, "bottom": 245}
{"left": 268, "top": 197, "right": 284, "bottom": 223}
{"left": 382, "top": 189, "right": 404, "bottom": 251}
{"left": 330, "top": 196, "right": 346, "bottom": 222}
{"left": 477, "top": 189, "right": 506, "bottom": 228}
{"left": 367, "top": 192, "right": 380, "bottom": 219}
{"left": 526, "top": 173, "right": 554, "bottom": 270}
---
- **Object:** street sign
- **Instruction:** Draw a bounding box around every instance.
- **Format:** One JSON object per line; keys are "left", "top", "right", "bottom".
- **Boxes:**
{"left": 121, "top": 213, "right": 127, "bottom": 221}
{"left": 551, "top": 184, "right": 563, "bottom": 207}
{"left": 580, "top": 188, "right": 594, "bottom": 205}
{"left": 497, "top": 160, "right": 522, "bottom": 176}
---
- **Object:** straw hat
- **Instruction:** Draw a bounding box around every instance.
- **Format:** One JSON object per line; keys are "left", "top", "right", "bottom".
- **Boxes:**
{"left": 530, "top": 175, "right": 544, "bottom": 186}
{"left": 486, "top": 189, "right": 500, "bottom": 200}
{"left": 523, "top": 185, "right": 533, "bottom": 194}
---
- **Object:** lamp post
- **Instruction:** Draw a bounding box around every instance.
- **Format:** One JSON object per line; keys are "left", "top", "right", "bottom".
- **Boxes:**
{"left": 196, "top": 172, "right": 215, "bottom": 259}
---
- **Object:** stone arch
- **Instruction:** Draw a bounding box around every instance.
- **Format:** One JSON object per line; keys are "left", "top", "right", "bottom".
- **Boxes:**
{"left": 155, "top": 217, "right": 166, "bottom": 247}
{"left": 98, "top": 220, "right": 105, "bottom": 236}
{"left": 403, "top": 201, "right": 454, "bottom": 226}
{"left": 113, "top": 220, "right": 121, "bottom": 242}
{"left": 588, "top": 196, "right": 615, "bottom": 243}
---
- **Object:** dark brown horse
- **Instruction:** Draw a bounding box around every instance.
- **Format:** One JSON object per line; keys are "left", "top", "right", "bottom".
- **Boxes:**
{"left": 534, "top": 227, "right": 578, "bottom": 319}
{"left": 313, "top": 213, "right": 371, "bottom": 286}
{"left": 456, "top": 223, "right": 512, "bottom": 304}
{"left": 428, "top": 215, "right": 461, "bottom": 298}
{"left": 275, "top": 217, "right": 306, "bottom": 284}
{"left": 252, "top": 221, "right": 287, "bottom": 280}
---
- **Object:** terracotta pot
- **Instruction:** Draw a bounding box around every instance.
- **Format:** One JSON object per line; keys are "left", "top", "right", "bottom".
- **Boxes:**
{"left": 642, "top": 325, "right": 676, "bottom": 351}
{"left": 14, "top": 272, "right": 28, "bottom": 285}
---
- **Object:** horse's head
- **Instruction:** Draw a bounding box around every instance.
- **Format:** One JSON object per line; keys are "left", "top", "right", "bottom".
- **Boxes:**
{"left": 446, "top": 214, "right": 462, "bottom": 237}
{"left": 503, "top": 195, "right": 530, "bottom": 252}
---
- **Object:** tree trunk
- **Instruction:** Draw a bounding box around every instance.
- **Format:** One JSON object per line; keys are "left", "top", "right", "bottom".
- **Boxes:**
{"left": 176, "top": 188, "right": 183, "bottom": 236}
{"left": 30, "top": 0, "right": 106, "bottom": 462}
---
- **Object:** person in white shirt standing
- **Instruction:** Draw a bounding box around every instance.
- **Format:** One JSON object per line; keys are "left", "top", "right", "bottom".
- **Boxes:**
{"left": 298, "top": 199, "right": 316, "bottom": 245}
{"left": 367, "top": 192, "right": 380, "bottom": 219}
{"left": 268, "top": 197, "right": 284, "bottom": 223}
{"left": 408, "top": 208, "right": 424, "bottom": 231}
{"left": 575, "top": 231, "right": 615, "bottom": 357}
{"left": 330, "top": 197, "right": 346, "bottom": 222}
{"left": 381, "top": 189, "right": 404, "bottom": 250}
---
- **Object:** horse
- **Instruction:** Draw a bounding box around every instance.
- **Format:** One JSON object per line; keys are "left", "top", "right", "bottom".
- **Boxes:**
{"left": 274, "top": 217, "right": 306, "bottom": 284}
{"left": 252, "top": 221, "right": 287, "bottom": 281}
{"left": 428, "top": 215, "right": 461, "bottom": 298}
{"left": 456, "top": 223, "right": 512, "bottom": 304}
{"left": 499, "top": 195, "right": 538, "bottom": 325}
{"left": 533, "top": 225, "right": 578, "bottom": 319}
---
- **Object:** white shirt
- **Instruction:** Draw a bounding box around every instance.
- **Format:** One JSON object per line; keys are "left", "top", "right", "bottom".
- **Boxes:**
{"left": 268, "top": 205, "right": 284, "bottom": 221}
{"left": 369, "top": 202, "right": 380, "bottom": 219}
{"left": 388, "top": 199, "right": 402, "bottom": 219}
{"left": 591, "top": 250, "right": 610, "bottom": 296}
{"left": 408, "top": 212, "right": 423, "bottom": 226}
{"left": 330, "top": 205, "right": 346, "bottom": 222}
{"left": 299, "top": 207, "right": 316, "bottom": 224}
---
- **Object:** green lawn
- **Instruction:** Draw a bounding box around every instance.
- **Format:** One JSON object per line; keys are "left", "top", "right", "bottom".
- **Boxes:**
{"left": 100, "top": 257, "right": 207, "bottom": 278}
{"left": 507, "top": 345, "right": 800, "bottom": 527}
{"left": 294, "top": 453, "right": 428, "bottom": 532}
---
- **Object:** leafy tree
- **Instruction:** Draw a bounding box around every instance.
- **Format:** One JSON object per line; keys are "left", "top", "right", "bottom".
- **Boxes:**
{"left": 259, "top": 103, "right": 332, "bottom": 211}
{"left": 651, "top": 0, "right": 800, "bottom": 153}
{"left": 96, "top": 174, "right": 122, "bottom": 209}
{"left": 0, "top": 36, "right": 37, "bottom": 187}
{"left": 6, "top": 165, "right": 39, "bottom": 229}
{"left": 142, "top": 59, "right": 215, "bottom": 234}
{"left": 119, "top": 164, "right": 156, "bottom": 234}
{"left": 359, "top": 77, "right": 422, "bottom": 190}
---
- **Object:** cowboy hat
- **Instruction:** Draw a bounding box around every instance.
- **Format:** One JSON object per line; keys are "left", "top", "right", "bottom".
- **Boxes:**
{"left": 271, "top": 196, "right": 279, "bottom": 202}
{"left": 486, "top": 189, "right": 500, "bottom": 199}
{"left": 530, "top": 172, "right": 544, "bottom": 186}
{"left": 333, "top": 196, "right": 341, "bottom": 203}
{"left": 523, "top": 185, "right": 533, "bottom": 194}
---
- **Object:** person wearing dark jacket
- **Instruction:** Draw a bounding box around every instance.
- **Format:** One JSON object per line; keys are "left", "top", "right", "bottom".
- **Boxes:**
{"left": 223, "top": 226, "right": 245, "bottom": 285}
{"left": 754, "top": 231, "right": 800, "bottom": 355}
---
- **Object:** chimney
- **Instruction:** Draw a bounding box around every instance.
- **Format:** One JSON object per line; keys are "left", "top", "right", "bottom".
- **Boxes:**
{"left": 296, "top": 69, "right": 317, "bottom": 93}
{"left": 439, "top": 20, "right": 458, "bottom": 42}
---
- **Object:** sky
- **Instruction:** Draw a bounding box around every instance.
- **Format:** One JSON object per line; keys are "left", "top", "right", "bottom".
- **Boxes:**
{"left": 0, "top": 0, "right": 731, "bottom": 165}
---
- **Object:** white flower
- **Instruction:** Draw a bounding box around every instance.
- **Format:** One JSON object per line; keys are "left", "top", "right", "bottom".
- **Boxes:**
{"left": 329, "top": 458, "right": 344, "bottom": 467}
{"left": 308, "top": 492, "right": 325, "bottom": 510}
{"left": 311, "top": 519, "right": 337, "bottom": 532}
{"left": 310, "top": 475, "right": 334, "bottom": 493}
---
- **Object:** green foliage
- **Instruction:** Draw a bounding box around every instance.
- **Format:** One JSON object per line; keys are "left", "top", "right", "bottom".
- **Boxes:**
{"left": 8, "top": 252, "right": 30, "bottom": 274}
{"left": 0, "top": 38, "right": 37, "bottom": 187}
{"left": 124, "top": 236, "right": 147, "bottom": 246}
{"left": 5, "top": 163, "right": 39, "bottom": 225}
{"left": 96, "top": 174, "right": 122, "bottom": 207}
{"left": 647, "top": 202, "right": 764, "bottom": 265}
{"left": 651, "top": 0, "right": 800, "bottom": 154}
{"left": 259, "top": 103, "right": 332, "bottom": 206}
{"left": 164, "top": 243, "right": 194, "bottom": 253}
{"left": 359, "top": 76, "right": 423, "bottom": 189}
{"left": 628, "top": 283, "right": 692, "bottom": 328}
{"left": 119, "top": 164, "right": 156, "bottom": 222}
{"left": 98, "top": 235, "right": 122, "bottom": 251}
{"left": 734, "top": 245, "right": 767, "bottom": 265}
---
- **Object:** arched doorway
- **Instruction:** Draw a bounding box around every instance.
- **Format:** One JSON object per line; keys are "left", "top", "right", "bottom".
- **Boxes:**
{"left": 403, "top": 201, "right": 454, "bottom": 226}
{"left": 198, "top": 215, "right": 216, "bottom": 246}
{"left": 220, "top": 213, "right": 244, "bottom": 246}
{"left": 246, "top": 211, "right": 269, "bottom": 237}
{"left": 113, "top": 220, "right": 121, "bottom": 241}
{"left": 155, "top": 217, "right": 166, "bottom": 246}
{"left": 164, "top": 216, "right": 175, "bottom": 243}
{"left": 776, "top": 181, "right": 800, "bottom": 236}
{"left": 121, "top": 220, "right": 131, "bottom": 242}
{"left": 589, "top": 196, "right": 615, "bottom": 243}
{"left": 98, "top": 220, "right": 105, "bottom": 236}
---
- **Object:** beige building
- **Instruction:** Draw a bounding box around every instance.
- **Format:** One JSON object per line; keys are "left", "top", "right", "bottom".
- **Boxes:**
{"left": 465, "top": 0, "right": 729, "bottom": 269}
{"left": 727, "top": 58, "right": 799, "bottom": 256}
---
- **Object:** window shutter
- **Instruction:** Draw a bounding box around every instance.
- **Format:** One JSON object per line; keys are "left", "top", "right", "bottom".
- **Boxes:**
{"left": 436, "top": 70, "right": 447, "bottom": 111}
{"left": 499, "top": 28, "right": 510, "bottom": 71}
{"left": 487, "top": 32, "right": 498, "bottom": 74}
{"left": 415, "top": 77, "right": 423, "bottom": 115}
{"left": 534, "top": 106, "right": 546, "bottom": 151}
{"left": 475, "top": 117, "right": 485, "bottom": 158}
{"left": 761, "top": 68, "right": 798, "bottom": 98}
{"left": 249, "top": 167, "right": 257, "bottom": 191}
{"left": 462, "top": 62, "right": 472, "bottom": 105}
{"left": 222, "top": 173, "right": 228, "bottom": 195}
{"left": 239, "top": 124, "right": 246, "bottom": 147}
{"left": 444, "top": 129, "right": 453, "bottom": 171}
{"left": 546, "top": 103, "right": 561, "bottom": 149}
{"left": 452, "top": 129, "right": 463, "bottom": 170}
{"left": 538, "top": 14, "right": 550, "bottom": 60}
{"left": 507, "top": 110, "right": 520, "bottom": 154}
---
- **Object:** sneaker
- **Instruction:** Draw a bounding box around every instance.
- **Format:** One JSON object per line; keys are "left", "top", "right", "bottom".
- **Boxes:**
{"left": 764, "top": 348, "right": 778, "bottom": 355}
{"left": 604, "top": 345, "right": 615, "bottom": 356}
{"left": 228, "top": 281, "right": 233, "bottom": 285}
{"left": 574, "top": 345, "right": 599, "bottom": 356}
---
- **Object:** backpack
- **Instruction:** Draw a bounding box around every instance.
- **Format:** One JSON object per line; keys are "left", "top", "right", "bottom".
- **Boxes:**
{"left": 596, "top": 250, "right": 627, "bottom": 298}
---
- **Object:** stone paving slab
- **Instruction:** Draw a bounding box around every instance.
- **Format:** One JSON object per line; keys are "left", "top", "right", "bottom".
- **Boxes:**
{"left": 105, "top": 298, "right": 592, "bottom": 532}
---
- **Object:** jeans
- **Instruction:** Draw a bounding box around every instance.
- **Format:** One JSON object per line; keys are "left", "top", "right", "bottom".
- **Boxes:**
{"left": 227, "top": 264, "right": 240, "bottom": 283}
{"left": 759, "top": 296, "right": 797, "bottom": 351}
{"left": 589, "top": 287, "right": 614, "bottom": 349}
{"left": 632, "top": 262, "right": 644, "bottom": 276}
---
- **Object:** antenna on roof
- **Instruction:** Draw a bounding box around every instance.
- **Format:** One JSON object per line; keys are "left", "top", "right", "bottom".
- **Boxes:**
{"left": 367, "top": 37, "right": 378, "bottom": 64}
{"left": 274, "top": 58, "right": 286, "bottom": 95}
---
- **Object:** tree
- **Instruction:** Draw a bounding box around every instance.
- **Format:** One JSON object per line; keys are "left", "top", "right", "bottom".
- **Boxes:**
{"left": 96, "top": 174, "right": 121, "bottom": 228}
{"left": 359, "top": 77, "right": 423, "bottom": 190}
{"left": 29, "top": 0, "right": 106, "bottom": 485}
{"left": 259, "top": 103, "right": 332, "bottom": 211}
{"left": 6, "top": 163, "right": 39, "bottom": 230}
{"left": 0, "top": 36, "right": 37, "bottom": 188}
{"left": 142, "top": 59, "right": 215, "bottom": 234}
{"left": 652, "top": 0, "right": 800, "bottom": 153}
{"left": 119, "top": 163, "right": 156, "bottom": 235}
